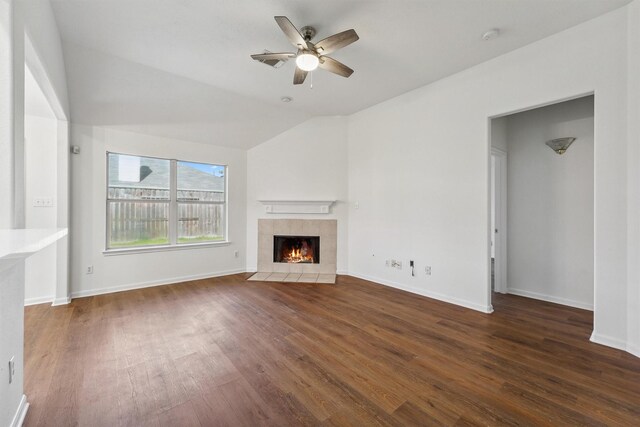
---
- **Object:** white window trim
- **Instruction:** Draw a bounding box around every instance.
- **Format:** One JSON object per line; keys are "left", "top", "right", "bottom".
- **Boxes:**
{"left": 105, "top": 152, "right": 228, "bottom": 253}
{"left": 103, "top": 240, "right": 232, "bottom": 256}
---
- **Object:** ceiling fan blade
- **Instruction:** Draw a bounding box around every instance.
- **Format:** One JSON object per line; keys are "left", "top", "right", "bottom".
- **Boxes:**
{"left": 318, "top": 56, "right": 354, "bottom": 78}
{"left": 314, "top": 29, "right": 359, "bottom": 55}
{"left": 293, "top": 67, "right": 308, "bottom": 85}
{"left": 250, "top": 52, "right": 296, "bottom": 61}
{"left": 274, "top": 16, "right": 307, "bottom": 49}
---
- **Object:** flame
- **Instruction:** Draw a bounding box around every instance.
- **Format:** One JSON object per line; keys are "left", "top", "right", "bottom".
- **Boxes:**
{"left": 284, "top": 247, "right": 314, "bottom": 263}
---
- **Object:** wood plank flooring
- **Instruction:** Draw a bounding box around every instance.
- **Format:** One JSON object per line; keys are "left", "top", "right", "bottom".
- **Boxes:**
{"left": 23, "top": 274, "right": 640, "bottom": 426}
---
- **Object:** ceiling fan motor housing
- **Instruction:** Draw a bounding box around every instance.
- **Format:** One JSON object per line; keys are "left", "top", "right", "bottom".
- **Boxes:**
{"left": 300, "top": 26, "right": 316, "bottom": 42}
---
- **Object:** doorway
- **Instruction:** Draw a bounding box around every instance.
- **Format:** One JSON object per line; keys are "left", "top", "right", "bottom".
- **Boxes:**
{"left": 489, "top": 95, "right": 595, "bottom": 311}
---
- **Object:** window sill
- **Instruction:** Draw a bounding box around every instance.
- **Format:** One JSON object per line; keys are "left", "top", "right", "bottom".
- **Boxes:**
{"left": 103, "top": 241, "right": 231, "bottom": 256}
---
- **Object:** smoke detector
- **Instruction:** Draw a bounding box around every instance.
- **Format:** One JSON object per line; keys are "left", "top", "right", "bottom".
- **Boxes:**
{"left": 482, "top": 29, "right": 500, "bottom": 41}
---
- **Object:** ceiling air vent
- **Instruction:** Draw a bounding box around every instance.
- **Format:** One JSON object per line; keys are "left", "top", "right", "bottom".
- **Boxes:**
{"left": 257, "top": 50, "right": 287, "bottom": 68}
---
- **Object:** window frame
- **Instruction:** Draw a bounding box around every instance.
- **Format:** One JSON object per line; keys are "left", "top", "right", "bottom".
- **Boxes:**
{"left": 105, "top": 152, "right": 229, "bottom": 254}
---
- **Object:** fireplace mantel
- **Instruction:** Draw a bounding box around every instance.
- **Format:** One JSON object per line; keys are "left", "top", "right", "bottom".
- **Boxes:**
{"left": 258, "top": 200, "right": 335, "bottom": 214}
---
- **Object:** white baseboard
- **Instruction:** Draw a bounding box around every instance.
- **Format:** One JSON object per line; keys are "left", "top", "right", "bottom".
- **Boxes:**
{"left": 627, "top": 342, "right": 640, "bottom": 358}
{"left": 70, "top": 269, "right": 246, "bottom": 299}
{"left": 347, "top": 271, "right": 493, "bottom": 313}
{"left": 10, "top": 395, "right": 29, "bottom": 427}
{"left": 507, "top": 288, "right": 593, "bottom": 311}
{"left": 590, "top": 331, "right": 628, "bottom": 352}
{"left": 52, "top": 296, "right": 71, "bottom": 306}
{"left": 24, "top": 296, "right": 54, "bottom": 306}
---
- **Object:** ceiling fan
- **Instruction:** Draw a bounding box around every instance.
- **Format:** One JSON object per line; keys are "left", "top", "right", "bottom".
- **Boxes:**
{"left": 251, "top": 16, "right": 359, "bottom": 85}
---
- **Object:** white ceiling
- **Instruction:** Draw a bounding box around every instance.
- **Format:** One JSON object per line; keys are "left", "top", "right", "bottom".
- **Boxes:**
{"left": 50, "top": 0, "right": 631, "bottom": 149}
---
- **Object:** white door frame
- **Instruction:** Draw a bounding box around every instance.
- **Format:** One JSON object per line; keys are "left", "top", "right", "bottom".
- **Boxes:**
{"left": 491, "top": 147, "right": 507, "bottom": 294}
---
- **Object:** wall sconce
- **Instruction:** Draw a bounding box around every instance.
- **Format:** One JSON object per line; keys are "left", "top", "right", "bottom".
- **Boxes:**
{"left": 545, "top": 137, "right": 576, "bottom": 155}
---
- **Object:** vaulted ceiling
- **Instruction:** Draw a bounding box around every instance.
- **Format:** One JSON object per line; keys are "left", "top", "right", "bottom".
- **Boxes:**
{"left": 51, "top": 0, "right": 631, "bottom": 149}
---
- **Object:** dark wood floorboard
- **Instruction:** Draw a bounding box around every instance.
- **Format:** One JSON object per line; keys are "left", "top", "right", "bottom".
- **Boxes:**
{"left": 23, "top": 274, "right": 640, "bottom": 426}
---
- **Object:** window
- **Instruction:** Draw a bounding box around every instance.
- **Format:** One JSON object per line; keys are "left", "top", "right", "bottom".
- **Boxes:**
{"left": 107, "top": 153, "right": 226, "bottom": 250}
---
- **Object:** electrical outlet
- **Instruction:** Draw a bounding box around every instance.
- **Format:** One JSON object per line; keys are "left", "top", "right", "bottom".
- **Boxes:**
{"left": 86, "top": 265, "right": 93, "bottom": 274}
{"left": 425, "top": 266, "right": 432, "bottom": 275}
{"left": 391, "top": 260, "right": 402, "bottom": 269}
{"left": 9, "top": 356, "right": 15, "bottom": 384}
{"left": 234, "top": 250, "right": 239, "bottom": 258}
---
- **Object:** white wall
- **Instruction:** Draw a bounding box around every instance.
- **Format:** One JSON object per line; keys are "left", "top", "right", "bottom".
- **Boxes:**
{"left": 23, "top": 64, "right": 59, "bottom": 305}
{"left": 1, "top": 2, "right": 26, "bottom": 425}
{"left": 23, "top": 0, "right": 71, "bottom": 305}
{"left": 70, "top": 125, "right": 247, "bottom": 297}
{"left": 0, "top": 0, "right": 21, "bottom": 229}
{"left": 626, "top": 0, "right": 640, "bottom": 358}
{"left": 505, "top": 96, "right": 594, "bottom": 309}
{"left": 0, "top": 1, "right": 13, "bottom": 228}
{"left": 246, "top": 116, "right": 349, "bottom": 273}
{"left": 0, "top": 261, "right": 26, "bottom": 427}
{"left": 1, "top": 0, "right": 69, "bottom": 424}
{"left": 55, "top": 119, "right": 69, "bottom": 305}
{"left": 24, "top": 114, "right": 58, "bottom": 304}
{"left": 347, "top": 4, "right": 634, "bottom": 351}
{"left": 347, "top": 79, "right": 494, "bottom": 311}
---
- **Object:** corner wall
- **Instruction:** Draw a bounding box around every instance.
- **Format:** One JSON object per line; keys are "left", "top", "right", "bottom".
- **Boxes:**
{"left": 246, "top": 117, "right": 349, "bottom": 273}
{"left": 70, "top": 125, "right": 247, "bottom": 297}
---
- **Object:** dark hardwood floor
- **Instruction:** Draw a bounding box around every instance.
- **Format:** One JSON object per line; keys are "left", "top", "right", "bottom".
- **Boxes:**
{"left": 24, "top": 274, "right": 640, "bottom": 426}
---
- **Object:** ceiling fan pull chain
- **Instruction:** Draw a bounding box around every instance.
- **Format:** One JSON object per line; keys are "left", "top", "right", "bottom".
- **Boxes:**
{"left": 310, "top": 71, "right": 313, "bottom": 89}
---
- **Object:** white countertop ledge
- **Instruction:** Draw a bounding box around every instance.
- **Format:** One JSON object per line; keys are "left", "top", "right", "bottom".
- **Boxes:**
{"left": 0, "top": 228, "right": 68, "bottom": 261}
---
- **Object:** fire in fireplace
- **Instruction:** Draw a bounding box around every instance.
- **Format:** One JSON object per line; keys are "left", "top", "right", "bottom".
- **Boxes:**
{"left": 273, "top": 235, "right": 320, "bottom": 264}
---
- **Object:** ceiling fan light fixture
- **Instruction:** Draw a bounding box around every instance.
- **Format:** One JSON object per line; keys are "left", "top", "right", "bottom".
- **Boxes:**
{"left": 296, "top": 53, "right": 319, "bottom": 71}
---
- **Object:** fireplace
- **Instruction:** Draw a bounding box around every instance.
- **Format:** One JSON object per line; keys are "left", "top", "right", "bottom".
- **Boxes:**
{"left": 250, "top": 219, "right": 337, "bottom": 283}
{"left": 273, "top": 236, "right": 320, "bottom": 264}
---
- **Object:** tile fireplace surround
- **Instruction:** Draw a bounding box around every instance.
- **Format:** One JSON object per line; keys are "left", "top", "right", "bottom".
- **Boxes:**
{"left": 248, "top": 219, "right": 337, "bottom": 284}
